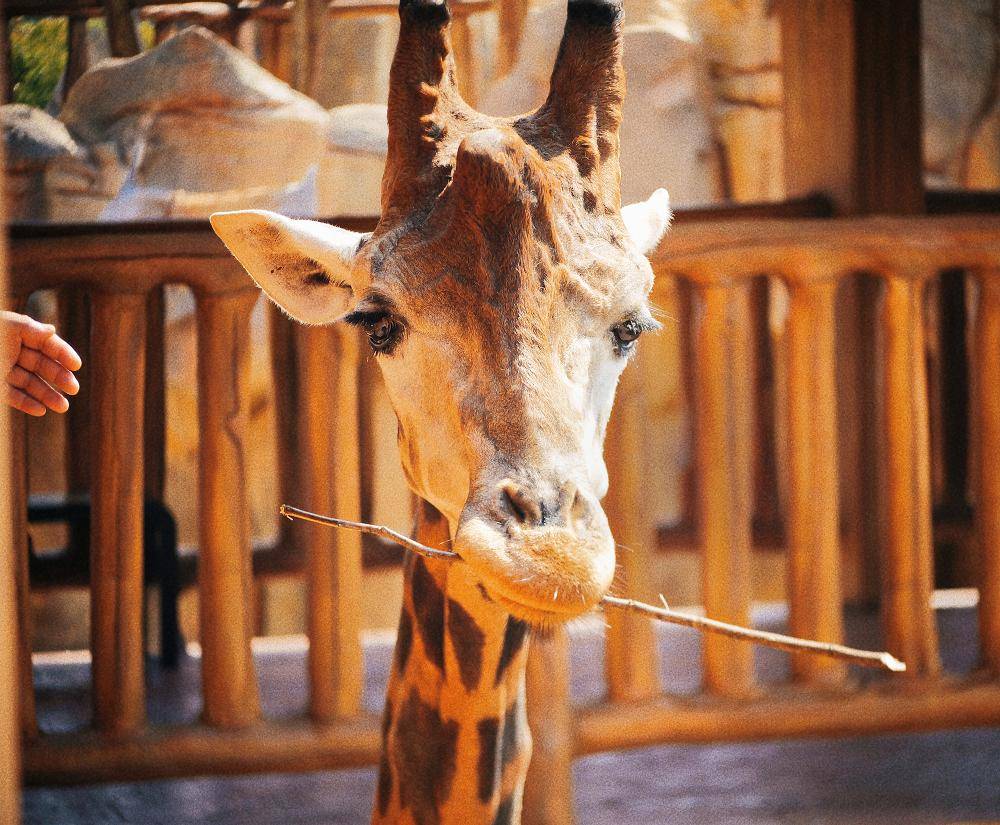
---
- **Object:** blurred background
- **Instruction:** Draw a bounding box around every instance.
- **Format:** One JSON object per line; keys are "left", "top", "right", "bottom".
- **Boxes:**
{"left": 3, "top": 0, "right": 1000, "bottom": 823}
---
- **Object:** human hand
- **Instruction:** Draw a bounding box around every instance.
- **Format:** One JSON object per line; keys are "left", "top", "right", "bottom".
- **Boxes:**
{"left": 2, "top": 310, "right": 82, "bottom": 416}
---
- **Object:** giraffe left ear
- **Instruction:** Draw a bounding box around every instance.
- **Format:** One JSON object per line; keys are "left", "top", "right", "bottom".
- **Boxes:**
{"left": 622, "top": 188, "right": 671, "bottom": 255}
{"left": 211, "top": 210, "right": 366, "bottom": 325}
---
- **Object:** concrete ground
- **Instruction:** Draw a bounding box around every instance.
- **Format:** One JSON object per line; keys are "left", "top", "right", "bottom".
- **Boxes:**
{"left": 22, "top": 601, "right": 1000, "bottom": 825}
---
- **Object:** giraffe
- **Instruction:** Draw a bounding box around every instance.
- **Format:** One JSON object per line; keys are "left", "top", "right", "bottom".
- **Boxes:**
{"left": 210, "top": 0, "right": 670, "bottom": 820}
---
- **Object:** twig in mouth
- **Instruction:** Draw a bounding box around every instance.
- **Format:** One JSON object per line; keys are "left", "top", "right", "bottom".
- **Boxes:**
{"left": 280, "top": 504, "right": 460, "bottom": 561}
{"left": 601, "top": 594, "right": 906, "bottom": 673}
{"left": 280, "top": 504, "right": 906, "bottom": 673}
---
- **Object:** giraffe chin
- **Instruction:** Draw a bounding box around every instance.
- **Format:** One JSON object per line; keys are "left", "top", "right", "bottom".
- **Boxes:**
{"left": 452, "top": 514, "right": 617, "bottom": 628}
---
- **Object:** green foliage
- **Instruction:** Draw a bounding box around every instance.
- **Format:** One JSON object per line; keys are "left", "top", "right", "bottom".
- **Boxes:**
{"left": 9, "top": 16, "right": 68, "bottom": 109}
{"left": 9, "top": 17, "right": 156, "bottom": 110}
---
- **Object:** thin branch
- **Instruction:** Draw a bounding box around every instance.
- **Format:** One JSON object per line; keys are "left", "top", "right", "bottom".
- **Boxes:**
{"left": 602, "top": 594, "right": 905, "bottom": 673}
{"left": 280, "top": 504, "right": 460, "bottom": 561}
{"left": 280, "top": 504, "right": 906, "bottom": 673}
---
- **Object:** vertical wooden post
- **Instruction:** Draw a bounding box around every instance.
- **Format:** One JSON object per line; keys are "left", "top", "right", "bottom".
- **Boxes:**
{"left": 258, "top": 19, "right": 294, "bottom": 84}
{"left": 976, "top": 274, "right": 1000, "bottom": 674}
{"left": 1, "top": 138, "right": 23, "bottom": 825}
{"left": 58, "top": 290, "right": 91, "bottom": 498}
{"left": 852, "top": 0, "right": 924, "bottom": 215}
{"left": 691, "top": 280, "right": 754, "bottom": 696}
{"left": 783, "top": 279, "right": 846, "bottom": 684}
{"left": 269, "top": 306, "right": 302, "bottom": 560}
{"left": 144, "top": 287, "right": 166, "bottom": 501}
{"left": 603, "top": 363, "right": 660, "bottom": 702}
{"left": 297, "top": 324, "right": 364, "bottom": 721}
{"left": 10, "top": 412, "right": 37, "bottom": 739}
{"left": 65, "top": 17, "right": 90, "bottom": 91}
{"left": 523, "top": 628, "right": 574, "bottom": 825}
{"left": 781, "top": 1, "right": 858, "bottom": 211}
{"left": 880, "top": 274, "right": 940, "bottom": 677}
{"left": 780, "top": 0, "right": 924, "bottom": 214}
{"left": 89, "top": 292, "right": 147, "bottom": 736}
{"left": 0, "top": 437, "right": 20, "bottom": 819}
{"left": 292, "top": 0, "right": 329, "bottom": 98}
{"left": 101, "top": 0, "right": 142, "bottom": 56}
{"left": 196, "top": 291, "right": 261, "bottom": 728}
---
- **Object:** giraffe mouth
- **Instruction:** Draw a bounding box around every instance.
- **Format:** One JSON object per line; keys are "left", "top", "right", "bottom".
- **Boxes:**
{"left": 452, "top": 514, "right": 616, "bottom": 626}
{"left": 483, "top": 586, "right": 590, "bottom": 628}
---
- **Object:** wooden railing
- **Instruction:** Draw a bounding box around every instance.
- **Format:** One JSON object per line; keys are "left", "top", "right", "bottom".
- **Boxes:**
{"left": 7, "top": 214, "right": 1000, "bottom": 821}
{"left": 527, "top": 215, "right": 1000, "bottom": 821}
{"left": 8, "top": 221, "right": 381, "bottom": 781}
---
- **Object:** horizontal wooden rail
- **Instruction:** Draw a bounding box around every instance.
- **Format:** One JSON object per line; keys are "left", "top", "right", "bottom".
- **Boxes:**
{"left": 24, "top": 717, "right": 382, "bottom": 785}
{"left": 24, "top": 680, "right": 1000, "bottom": 786}
{"left": 573, "top": 682, "right": 1000, "bottom": 756}
{"left": 651, "top": 216, "right": 1000, "bottom": 285}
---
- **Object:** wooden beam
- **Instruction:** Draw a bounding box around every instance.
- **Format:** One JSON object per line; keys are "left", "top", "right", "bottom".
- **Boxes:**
{"left": 853, "top": 0, "right": 924, "bottom": 215}
{"left": 691, "top": 281, "right": 754, "bottom": 696}
{"left": 783, "top": 279, "right": 846, "bottom": 684}
{"left": 10, "top": 414, "right": 37, "bottom": 739}
{"left": 781, "top": 0, "right": 858, "bottom": 212}
{"left": 21, "top": 681, "right": 1000, "bottom": 787}
{"left": 0, "top": 96, "right": 22, "bottom": 825}
{"left": 603, "top": 363, "right": 660, "bottom": 702}
{"left": 880, "top": 274, "right": 940, "bottom": 677}
{"left": 976, "top": 273, "right": 1000, "bottom": 673}
{"left": 101, "top": 0, "right": 141, "bottom": 55}
{"left": 196, "top": 292, "right": 261, "bottom": 728}
{"left": 296, "top": 325, "right": 363, "bottom": 721}
{"left": 24, "top": 718, "right": 382, "bottom": 786}
{"left": 89, "top": 292, "right": 148, "bottom": 735}
{"left": 575, "top": 683, "right": 1000, "bottom": 756}
{"left": 780, "top": 0, "right": 924, "bottom": 215}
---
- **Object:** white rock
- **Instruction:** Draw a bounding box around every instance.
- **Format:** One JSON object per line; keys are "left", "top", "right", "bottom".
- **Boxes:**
{"left": 479, "top": 1, "right": 723, "bottom": 206}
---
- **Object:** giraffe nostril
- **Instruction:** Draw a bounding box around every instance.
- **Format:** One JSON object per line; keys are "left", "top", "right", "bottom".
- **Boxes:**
{"left": 558, "top": 481, "right": 579, "bottom": 521}
{"left": 498, "top": 479, "right": 542, "bottom": 526}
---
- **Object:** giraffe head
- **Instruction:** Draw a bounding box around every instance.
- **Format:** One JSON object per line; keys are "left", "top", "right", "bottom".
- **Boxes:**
{"left": 212, "top": 0, "right": 670, "bottom": 627}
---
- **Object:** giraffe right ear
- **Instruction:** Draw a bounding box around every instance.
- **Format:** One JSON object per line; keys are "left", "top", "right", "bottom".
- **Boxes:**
{"left": 210, "top": 210, "right": 366, "bottom": 325}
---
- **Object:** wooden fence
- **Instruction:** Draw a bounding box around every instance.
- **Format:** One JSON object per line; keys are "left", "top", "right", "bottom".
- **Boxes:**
{"left": 5, "top": 213, "right": 1000, "bottom": 823}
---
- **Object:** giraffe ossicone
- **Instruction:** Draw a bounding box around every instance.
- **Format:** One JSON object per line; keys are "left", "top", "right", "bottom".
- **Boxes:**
{"left": 212, "top": 0, "right": 669, "bottom": 820}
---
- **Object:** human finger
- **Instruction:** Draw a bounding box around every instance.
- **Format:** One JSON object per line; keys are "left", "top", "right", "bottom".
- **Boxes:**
{"left": 8, "top": 365, "right": 69, "bottom": 413}
{"left": 12, "top": 314, "right": 58, "bottom": 350}
{"left": 6, "top": 385, "right": 46, "bottom": 416}
{"left": 17, "top": 347, "right": 80, "bottom": 396}
{"left": 39, "top": 331, "right": 82, "bottom": 371}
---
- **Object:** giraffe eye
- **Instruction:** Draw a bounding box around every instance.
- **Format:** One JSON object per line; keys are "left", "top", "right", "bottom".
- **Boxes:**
{"left": 344, "top": 306, "right": 405, "bottom": 355}
{"left": 611, "top": 319, "right": 642, "bottom": 353}
{"left": 367, "top": 315, "right": 402, "bottom": 354}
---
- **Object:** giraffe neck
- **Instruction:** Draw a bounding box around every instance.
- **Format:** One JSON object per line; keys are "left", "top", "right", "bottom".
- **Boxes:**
{"left": 373, "top": 513, "right": 532, "bottom": 825}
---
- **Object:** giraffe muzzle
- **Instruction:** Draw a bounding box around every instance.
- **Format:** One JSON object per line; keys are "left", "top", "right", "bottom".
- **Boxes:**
{"left": 452, "top": 477, "right": 616, "bottom": 626}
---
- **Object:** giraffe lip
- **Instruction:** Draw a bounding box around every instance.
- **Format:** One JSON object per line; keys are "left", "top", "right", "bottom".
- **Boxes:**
{"left": 472, "top": 568, "right": 594, "bottom": 624}
{"left": 485, "top": 586, "right": 585, "bottom": 627}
